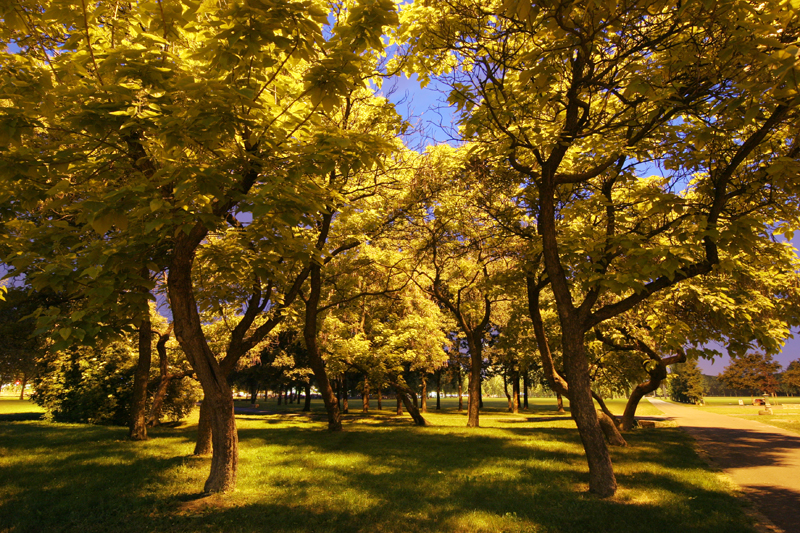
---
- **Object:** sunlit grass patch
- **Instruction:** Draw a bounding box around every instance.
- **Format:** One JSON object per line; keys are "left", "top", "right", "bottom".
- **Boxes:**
{"left": 0, "top": 399, "right": 758, "bottom": 533}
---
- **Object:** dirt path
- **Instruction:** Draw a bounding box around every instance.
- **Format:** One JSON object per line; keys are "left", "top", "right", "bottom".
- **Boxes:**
{"left": 648, "top": 398, "right": 800, "bottom": 533}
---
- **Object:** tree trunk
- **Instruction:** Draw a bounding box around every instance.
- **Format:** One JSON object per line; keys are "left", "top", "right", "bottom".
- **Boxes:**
{"left": 523, "top": 371, "right": 529, "bottom": 409}
{"left": 18, "top": 373, "right": 27, "bottom": 400}
{"left": 342, "top": 375, "right": 349, "bottom": 414}
{"left": 303, "top": 263, "right": 341, "bottom": 431}
{"left": 169, "top": 241, "right": 237, "bottom": 493}
{"left": 395, "top": 386, "right": 429, "bottom": 426}
{"left": 194, "top": 400, "right": 213, "bottom": 456}
{"left": 421, "top": 376, "right": 428, "bottom": 413}
{"left": 396, "top": 395, "right": 403, "bottom": 415}
{"left": 512, "top": 368, "right": 520, "bottom": 413}
{"left": 303, "top": 382, "right": 312, "bottom": 412}
{"left": 362, "top": 377, "right": 369, "bottom": 413}
{"left": 277, "top": 388, "right": 283, "bottom": 405}
{"left": 597, "top": 410, "right": 628, "bottom": 447}
{"left": 504, "top": 372, "right": 513, "bottom": 411}
{"left": 129, "top": 296, "right": 152, "bottom": 441}
{"left": 457, "top": 373, "right": 463, "bottom": 411}
{"left": 562, "top": 333, "right": 617, "bottom": 497}
{"left": 148, "top": 327, "right": 185, "bottom": 427}
{"left": 377, "top": 388, "right": 382, "bottom": 410}
{"left": 436, "top": 370, "right": 441, "bottom": 410}
{"left": 467, "top": 337, "right": 481, "bottom": 427}
{"left": 556, "top": 392, "right": 565, "bottom": 413}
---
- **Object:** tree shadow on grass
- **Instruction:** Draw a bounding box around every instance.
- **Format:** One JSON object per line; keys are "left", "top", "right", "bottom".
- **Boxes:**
{"left": 0, "top": 420, "right": 758, "bottom": 533}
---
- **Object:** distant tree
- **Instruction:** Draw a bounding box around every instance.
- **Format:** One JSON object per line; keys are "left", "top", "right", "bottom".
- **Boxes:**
{"left": 719, "top": 352, "right": 782, "bottom": 396}
{"left": 781, "top": 360, "right": 800, "bottom": 395}
{"left": 668, "top": 360, "right": 706, "bottom": 404}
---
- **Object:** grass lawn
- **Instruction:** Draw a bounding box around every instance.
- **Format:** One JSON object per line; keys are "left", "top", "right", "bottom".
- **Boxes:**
{"left": 0, "top": 397, "right": 757, "bottom": 533}
{"left": 684, "top": 396, "right": 800, "bottom": 436}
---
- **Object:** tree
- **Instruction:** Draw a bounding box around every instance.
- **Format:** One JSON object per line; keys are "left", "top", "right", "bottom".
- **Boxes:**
{"left": 1, "top": 0, "right": 400, "bottom": 493}
{"left": 719, "top": 352, "right": 782, "bottom": 396}
{"left": 668, "top": 359, "right": 706, "bottom": 404}
{"left": 782, "top": 360, "right": 800, "bottom": 395}
{"left": 0, "top": 287, "right": 49, "bottom": 398}
{"left": 394, "top": 0, "right": 800, "bottom": 496}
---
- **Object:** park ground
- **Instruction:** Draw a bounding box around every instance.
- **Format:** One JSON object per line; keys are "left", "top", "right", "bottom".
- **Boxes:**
{"left": 2, "top": 396, "right": 798, "bottom": 533}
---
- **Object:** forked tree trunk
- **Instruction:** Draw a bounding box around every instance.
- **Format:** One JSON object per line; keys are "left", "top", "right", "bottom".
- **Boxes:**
{"left": 129, "top": 299, "right": 152, "bottom": 441}
{"left": 170, "top": 240, "right": 237, "bottom": 493}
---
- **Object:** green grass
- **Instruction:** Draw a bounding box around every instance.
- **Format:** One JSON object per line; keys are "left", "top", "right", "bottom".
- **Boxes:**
{"left": 0, "top": 397, "right": 757, "bottom": 533}
{"left": 685, "top": 396, "right": 800, "bottom": 436}
{"left": 0, "top": 397, "right": 45, "bottom": 421}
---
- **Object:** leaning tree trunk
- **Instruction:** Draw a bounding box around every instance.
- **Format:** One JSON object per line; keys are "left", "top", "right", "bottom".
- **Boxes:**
{"left": 394, "top": 384, "right": 429, "bottom": 426}
{"left": 129, "top": 298, "right": 152, "bottom": 441}
{"left": 556, "top": 392, "right": 565, "bottom": 413}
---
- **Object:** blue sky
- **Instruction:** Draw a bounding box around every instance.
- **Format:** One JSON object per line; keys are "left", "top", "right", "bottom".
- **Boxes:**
{"left": 380, "top": 76, "right": 800, "bottom": 375}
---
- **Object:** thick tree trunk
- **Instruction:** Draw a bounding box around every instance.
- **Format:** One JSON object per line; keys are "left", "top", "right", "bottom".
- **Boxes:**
{"left": 303, "top": 382, "right": 312, "bottom": 412}
{"left": 129, "top": 298, "right": 152, "bottom": 441}
{"left": 169, "top": 240, "right": 237, "bottom": 493}
{"left": 562, "top": 333, "right": 617, "bottom": 497}
{"left": 303, "top": 263, "right": 341, "bottom": 431}
{"left": 194, "top": 400, "right": 213, "bottom": 456}
{"left": 421, "top": 376, "right": 428, "bottom": 413}
{"left": 523, "top": 372, "right": 529, "bottom": 409}
{"left": 362, "top": 377, "right": 369, "bottom": 413}
{"left": 556, "top": 392, "right": 565, "bottom": 413}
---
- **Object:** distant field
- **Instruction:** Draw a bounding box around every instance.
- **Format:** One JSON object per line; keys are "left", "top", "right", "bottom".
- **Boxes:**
{"left": 0, "top": 398, "right": 45, "bottom": 421}
{"left": 0, "top": 396, "right": 757, "bottom": 533}
{"left": 678, "top": 396, "right": 800, "bottom": 436}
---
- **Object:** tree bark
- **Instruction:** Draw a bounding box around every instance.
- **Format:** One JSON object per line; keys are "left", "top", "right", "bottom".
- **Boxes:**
{"left": 394, "top": 384, "right": 429, "bottom": 426}
{"left": 512, "top": 368, "right": 520, "bottom": 413}
{"left": 466, "top": 336, "right": 482, "bottom": 427}
{"left": 421, "top": 375, "right": 428, "bottom": 413}
{"left": 303, "top": 381, "right": 312, "bottom": 412}
{"left": 194, "top": 400, "right": 213, "bottom": 456}
{"left": 504, "top": 372, "right": 513, "bottom": 411}
{"left": 362, "top": 377, "right": 369, "bottom": 413}
{"left": 556, "top": 392, "right": 565, "bottom": 413}
{"left": 18, "top": 373, "right": 27, "bottom": 400}
{"left": 523, "top": 371, "right": 529, "bottom": 409}
{"left": 303, "top": 262, "right": 341, "bottom": 431}
{"left": 342, "top": 375, "right": 349, "bottom": 414}
{"left": 169, "top": 235, "right": 237, "bottom": 493}
{"left": 457, "top": 372, "right": 463, "bottom": 411}
{"left": 436, "top": 370, "right": 441, "bottom": 410}
{"left": 129, "top": 296, "right": 152, "bottom": 441}
{"left": 377, "top": 388, "right": 382, "bottom": 410}
{"left": 396, "top": 395, "right": 403, "bottom": 415}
